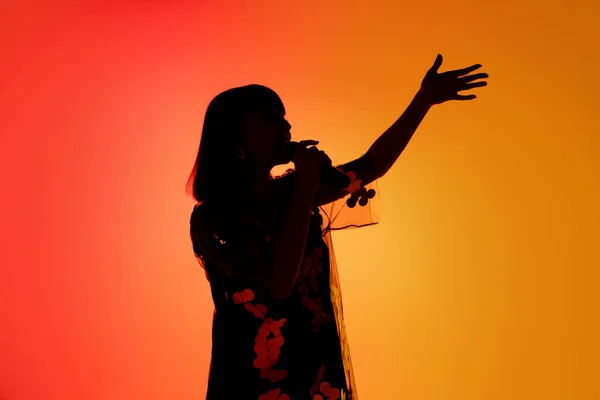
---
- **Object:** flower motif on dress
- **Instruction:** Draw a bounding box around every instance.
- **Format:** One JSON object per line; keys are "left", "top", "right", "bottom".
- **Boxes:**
{"left": 254, "top": 317, "right": 288, "bottom": 383}
{"left": 336, "top": 169, "right": 376, "bottom": 208}
{"left": 309, "top": 365, "right": 326, "bottom": 397}
{"left": 337, "top": 170, "right": 362, "bottom": 194}
{"left": 309, "top": 366, "right": 342, "bottom": 400}
{"left": 245, "top": 302, "right": 268, "bottom": 319}
{"left": 232, "top": 288, "right": 254, "bottom": 304}
{"left": 346, "top": 186, "right": 376, "bottom": 208}
{"left": 301, "top": 296, "right": 332, "bottom": 332}
{"left": 232, "top": 288, "right": 268, "bottom": 319}
{"left": 258, "top": 388, "right": 290, "bottom": 400}
{"left": 231, "top": 290, "right": 287, "bottom": 382}
{"left": 312, "top": 381, "right": 341, "bottom": 400}
{"left": 296, "top": 246, "right": 332, "bottom": 331}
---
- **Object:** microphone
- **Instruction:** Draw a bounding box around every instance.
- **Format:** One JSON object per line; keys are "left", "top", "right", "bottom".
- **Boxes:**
{"left": 282, "top": 141, "right": 351, "bottom": 190}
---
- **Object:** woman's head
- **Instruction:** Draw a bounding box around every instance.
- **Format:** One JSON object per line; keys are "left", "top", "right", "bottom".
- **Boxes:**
{"left": 187, "top": 84, "right": 292, "bottom": 203}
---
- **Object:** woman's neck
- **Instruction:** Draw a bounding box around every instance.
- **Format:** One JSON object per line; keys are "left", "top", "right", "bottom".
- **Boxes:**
{"left": 247, "top": 168, "right": 273, "bottom": 202}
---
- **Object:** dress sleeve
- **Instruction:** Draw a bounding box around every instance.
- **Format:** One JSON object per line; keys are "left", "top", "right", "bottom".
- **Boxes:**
{"left": 320, "top": 158, "right": 382, "bottom": 232}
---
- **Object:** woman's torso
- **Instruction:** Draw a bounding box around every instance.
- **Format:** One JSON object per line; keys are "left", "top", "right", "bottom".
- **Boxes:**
{"left": 197, "top": 177, "right": 348, "bottom": 399}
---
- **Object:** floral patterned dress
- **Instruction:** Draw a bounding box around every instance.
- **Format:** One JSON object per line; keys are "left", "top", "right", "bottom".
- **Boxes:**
{"left": 190, "top": 166, "right": 380, "bottom": 400}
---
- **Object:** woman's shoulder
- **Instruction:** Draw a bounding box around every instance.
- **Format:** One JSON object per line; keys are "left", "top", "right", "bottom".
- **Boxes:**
{"left": 191, "top": 202, "right": 209, "bottom": 221}
{"left": 190, "top": 201, "right": 259, "bottom": 235}
{"left": 190, "top": 202, "right": 229, "bottom": 233}
{"left": 190, "top": 170, "right": 296, "bottom": 229}
{"left": 190, "top": 203, "right": 211, "bottom": 236}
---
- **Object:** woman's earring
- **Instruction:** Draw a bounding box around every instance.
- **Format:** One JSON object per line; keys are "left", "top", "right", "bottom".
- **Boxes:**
{"left": 236, "top": 146, "right": 246, "bottom": 160}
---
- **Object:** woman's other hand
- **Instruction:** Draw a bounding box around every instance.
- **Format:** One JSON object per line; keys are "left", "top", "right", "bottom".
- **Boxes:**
{"left": 419, "top": 54, "right": 488, "bottom": 106}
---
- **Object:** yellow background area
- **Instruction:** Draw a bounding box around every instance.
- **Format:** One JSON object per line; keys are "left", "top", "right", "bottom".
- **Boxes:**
{"left": 1, "top": 1, "right": 598, "bottom": 399}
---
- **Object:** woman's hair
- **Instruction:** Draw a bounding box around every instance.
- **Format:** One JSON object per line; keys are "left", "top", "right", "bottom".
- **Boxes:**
{"left": 186, "top": 84, "right": 285, "bottom": 204}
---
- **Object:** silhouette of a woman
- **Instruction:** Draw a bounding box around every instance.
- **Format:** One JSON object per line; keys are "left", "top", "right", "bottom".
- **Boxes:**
{"left": 188, "top": 55, "right": 487, "bottom": 400}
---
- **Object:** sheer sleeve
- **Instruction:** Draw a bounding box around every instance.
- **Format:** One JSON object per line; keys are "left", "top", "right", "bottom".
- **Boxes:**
{"left": 320, "top": 158, "right": 382, "bottom": 232}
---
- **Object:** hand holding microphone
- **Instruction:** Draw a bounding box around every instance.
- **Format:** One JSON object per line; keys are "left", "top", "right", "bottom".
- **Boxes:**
{"left": 292, "top": 140, "right": 329, "bottom": 189}
{"left": 284, "top": 141, "right": 351, "bottom": 191}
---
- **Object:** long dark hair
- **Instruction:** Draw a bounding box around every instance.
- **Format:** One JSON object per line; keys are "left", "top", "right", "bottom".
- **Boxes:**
{"left": 186, "top": 84, "right": 285, "bottom": 205}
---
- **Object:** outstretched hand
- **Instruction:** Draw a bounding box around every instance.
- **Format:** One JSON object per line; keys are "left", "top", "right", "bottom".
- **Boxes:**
{"left": 420, "top": 54, "right": 488, "bottom": 106}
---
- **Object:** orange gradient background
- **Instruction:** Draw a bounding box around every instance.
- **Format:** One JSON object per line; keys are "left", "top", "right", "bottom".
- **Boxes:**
{"left": 1, "top": 1, "right": 598, "bottom": 399}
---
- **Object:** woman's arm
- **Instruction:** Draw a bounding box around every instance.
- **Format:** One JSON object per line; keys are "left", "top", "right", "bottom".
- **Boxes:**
{"left": 270, "top": 180, "right": 317, "bottom": 299}
{"left": 364, "top": 89, "right": 431, "bottom": 179}
{"left": 314, "top": 90, "right": 430, "bottom": 207}
{"left": 314, "top": 54, "right": 487, "bottom": 207}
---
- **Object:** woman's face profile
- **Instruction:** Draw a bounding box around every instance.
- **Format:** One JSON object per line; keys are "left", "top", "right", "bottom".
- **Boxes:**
{"left": 244, "top": 109, "right": 292, "bottom": 167}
